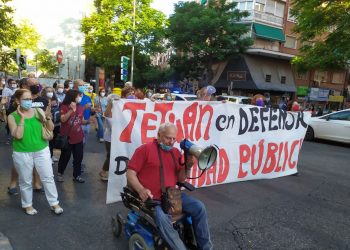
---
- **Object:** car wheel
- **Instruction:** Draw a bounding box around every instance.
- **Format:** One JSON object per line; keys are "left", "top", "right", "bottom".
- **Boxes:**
{"left": 112, "top": 214, "right": 122, "bottom": 238}
{"left": 305, "top": 126, "right": 314, "bottom": 141}
{"left": 129, "top": 233, "right": 154, "bottom": 250}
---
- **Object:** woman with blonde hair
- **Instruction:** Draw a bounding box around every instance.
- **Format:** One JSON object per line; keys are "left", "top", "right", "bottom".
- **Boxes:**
{"left": 7, "top": 89, "right": 63, "bottom": 215}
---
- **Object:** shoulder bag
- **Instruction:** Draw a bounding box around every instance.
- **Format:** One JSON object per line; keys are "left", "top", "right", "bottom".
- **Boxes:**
{"left": 53, "top": 110, "right": 78, "bottom": 149}
{"left": 157, "top": 145, "right": 182, "bottom": 216}
{"left": 34, "top": 108, "right": 53, "bottom": 141}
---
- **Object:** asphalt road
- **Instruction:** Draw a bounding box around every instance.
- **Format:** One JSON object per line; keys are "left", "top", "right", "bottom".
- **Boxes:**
{"left": 0, "top": 122, "right": 349, "bottom": 250}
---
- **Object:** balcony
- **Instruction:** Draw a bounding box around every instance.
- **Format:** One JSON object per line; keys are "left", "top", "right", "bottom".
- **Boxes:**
{"left": 243, "top": 10, "right": 283, "bottom": 27}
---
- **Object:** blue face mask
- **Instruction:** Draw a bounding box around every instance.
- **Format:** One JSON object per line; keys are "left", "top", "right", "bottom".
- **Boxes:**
{"left": 78, "top": 86, "right": 86, "bottom": 93}
{"left": 160, "top": 143, "right": 172, "bottom": 151}
{"left": 20, "top": 100, "right": 32, "bottom": 110}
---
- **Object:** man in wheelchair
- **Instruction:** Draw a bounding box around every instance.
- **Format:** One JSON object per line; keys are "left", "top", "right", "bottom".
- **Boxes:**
{"left": 126, "top": 122, "right": 212, "bottom": 250}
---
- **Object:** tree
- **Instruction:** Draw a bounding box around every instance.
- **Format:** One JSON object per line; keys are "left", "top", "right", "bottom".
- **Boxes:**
{"left": 167, "top": 0, "right": 253, "bottom": 85}
{"left": 0, "top": 0, "right": 19, "bottom": 48}
{"left": 291, "top": 1, "right": 350, "bottom": 71}
{"left": 36, "top": 49, "right": 59, "bottom": 76}
{"left": 81, "top": 0, "right": 167, "bottom": 85}
{"left": 14, "top": 20, "right": 41, "bottom": 54}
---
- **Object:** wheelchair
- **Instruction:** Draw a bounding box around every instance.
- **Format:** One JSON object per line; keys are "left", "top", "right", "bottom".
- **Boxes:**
{"left": 112, "top": 183, "right": 198, "bottom": 250}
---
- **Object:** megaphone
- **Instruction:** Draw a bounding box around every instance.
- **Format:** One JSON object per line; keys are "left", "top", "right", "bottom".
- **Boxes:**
{"left": 180, "top": 139, "right": 218, "bottom": 171}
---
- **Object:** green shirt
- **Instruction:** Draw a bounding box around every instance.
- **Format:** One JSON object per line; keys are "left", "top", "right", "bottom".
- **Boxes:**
{"left": 11, "top": 111, "right": 48, "bottom": 153}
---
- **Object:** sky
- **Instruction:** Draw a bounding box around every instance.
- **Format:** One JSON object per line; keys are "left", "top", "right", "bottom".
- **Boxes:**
{"left": 10, "top": 0, "right": 182, "bottom": 44}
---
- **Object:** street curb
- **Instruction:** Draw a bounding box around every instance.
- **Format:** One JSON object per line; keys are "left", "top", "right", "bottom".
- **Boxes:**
{"left": 0, "top": 232, "right": 13, "bottom": 250}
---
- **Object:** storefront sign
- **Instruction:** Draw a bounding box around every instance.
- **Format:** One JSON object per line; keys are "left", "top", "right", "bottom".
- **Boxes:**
{"left": 309, "top": 88, "right": 329, "bottom": 101}
{"left": 297, "top": 86, "right": 308, "bottom": 96}
{"left": 328, "top": 95, "right": 344, "bottom": 102}
{"left": 227, "top": 71, "right": 246, "bottom": 81}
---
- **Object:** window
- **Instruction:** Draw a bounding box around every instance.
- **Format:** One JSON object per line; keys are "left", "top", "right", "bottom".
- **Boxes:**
{"left": 284, "top": 36, "right": 297, "bottom": 49}
{"left": 296, "top": 72, "right": 308, "bottom": 80}
{"left": 328, "top": 111, "right": 350, "bottom": 121}
{"left": 331, "top": 72, "right": 345, "bottom": 84}
{"left": 281, "top": 76, "right": 286, "bottom": 84}
{"left": 265, "top": 0, "right": 275, "bottom": 14}
{"left": 287, "top": 7, "right": 296, "bottom": 22}
{"left": 275, "top": 2, "right": 285, "bottom": 17}
{"left": 238, "top": 1, "right": 253, "bottom": 10}
{"left": 255, "top": 2, "right": 265, "bottom": 11}
{"left": 265, "top": 74, "right": 272, "bottom": 82}
{"left": 314, "top": 71, "right": 328, "bottom": 82}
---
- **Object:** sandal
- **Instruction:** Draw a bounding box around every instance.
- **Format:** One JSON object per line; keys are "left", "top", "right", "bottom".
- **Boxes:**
{"left": 51, "top": 205, "right": 64, "bottom": 215}
{"left": 24, "top": 207, "right": 38, "bottom": 216}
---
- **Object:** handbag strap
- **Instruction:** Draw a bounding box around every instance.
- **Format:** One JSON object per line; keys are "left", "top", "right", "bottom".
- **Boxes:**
{"left": 156, "top": 144, "right": 178, "bottom": 193}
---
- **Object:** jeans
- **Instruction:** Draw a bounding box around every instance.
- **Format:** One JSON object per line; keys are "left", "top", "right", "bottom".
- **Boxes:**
{"left": 58, "top": 142, "right": 84, "bottom": 178}
{"left": 82, "top": 124, "right": 90, "bottom": 144}
{"left": 12, "top": 147, "right": 59, "bottom": 208}
{"left": 103, "top": 141, "right": 111, "bottom": 171}
{"left": 96, "top": 114, "right": 104, "bottom": 139}
{"left": 154, "top": 193, "right": 212, "bottom": 250}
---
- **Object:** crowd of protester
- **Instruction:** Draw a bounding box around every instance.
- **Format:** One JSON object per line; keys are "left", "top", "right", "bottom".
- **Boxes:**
{"left": 0, "top": 75, "right": 313, "bottom": 217}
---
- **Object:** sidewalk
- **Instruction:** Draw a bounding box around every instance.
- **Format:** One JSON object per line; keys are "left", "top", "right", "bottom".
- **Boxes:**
{"left": 0, "top": 232, "right": 12, "bottom": 250}
{"left": 0, "top": 123, "right": 128, "bottom": 249}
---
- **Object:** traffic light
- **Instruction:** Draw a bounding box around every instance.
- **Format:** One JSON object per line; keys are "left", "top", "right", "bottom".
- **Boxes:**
{"left": 121, "top": 56, "right": 130, "bottom": 81}
{"left": 19, "top": 55, "right": 27, "bottom": 70}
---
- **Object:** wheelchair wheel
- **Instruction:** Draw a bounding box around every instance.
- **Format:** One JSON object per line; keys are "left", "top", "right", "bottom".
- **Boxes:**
{"left": 112, "top": 215, "right": 122, "bottom": 238}
{"left": 128, "top": 233, "right": 154, "bottom": 250}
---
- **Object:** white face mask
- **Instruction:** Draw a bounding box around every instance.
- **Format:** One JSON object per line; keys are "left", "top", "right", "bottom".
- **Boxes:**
{"left": 11, "top": 84, "right": 17, "bottom": 89}
{"left": 1, "top": 80, "right": 5, "bottom": 85}
{"left": 69, "top": 84, "right": 73, "bottom": 89}
{"left": 100, "top": 92, "right": 105, "bottom": 97}
{"left": 76, "top": 96, "right": 82, "bottom": 103}
{"left": 46, "top": 92, "right": 54, "bottom": 99}
{"left": 57, "top": 88, "right": 64, "bottom": 93}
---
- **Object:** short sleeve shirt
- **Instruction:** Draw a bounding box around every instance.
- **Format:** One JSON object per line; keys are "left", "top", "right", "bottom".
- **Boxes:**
{"left": 59, "top": 104, "right": 84, "bottom": 144}
{"left": 80, "top": 94, "right": 92, "bottom": 120}
{"left": 32, "top": 96, "right": 48, "bottom": 111}
{"left": 128, "top": 140, "right": 184, "bottom": 200}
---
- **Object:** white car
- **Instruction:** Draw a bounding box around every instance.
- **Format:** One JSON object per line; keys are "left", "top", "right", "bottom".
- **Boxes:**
{"left": 216, "top": 95, "right": 251, "bottom": 104}
{"left": 305, "top": 109, "right": 350, "bottom": 143}
{"left": 173, "top": 94, "right": 197, "bottom": 101}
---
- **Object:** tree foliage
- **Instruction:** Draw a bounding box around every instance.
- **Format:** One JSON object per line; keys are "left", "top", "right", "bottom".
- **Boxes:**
{"left": 81, "top": 0, "right": 167, "bottom": 85}
{"left": 291, "top": 0, "right": 350, "bottom": 71}
{"left": 14, "top": 20, "right": 41, "bottom": 53}
{"left": 0, "top": 0, "right": 19, "bottom": 48}
{"left": 167, "top": 0, "right": 253, "bottom": 84}
{"left": 37, "top": 49, "right": 59, "bottom": 76}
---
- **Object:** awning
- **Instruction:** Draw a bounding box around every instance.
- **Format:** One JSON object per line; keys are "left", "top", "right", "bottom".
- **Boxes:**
{"left": 253, "top": 23, "right": 285, "bottom": 42}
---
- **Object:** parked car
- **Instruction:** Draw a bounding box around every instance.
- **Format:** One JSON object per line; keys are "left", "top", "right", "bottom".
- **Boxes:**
{"left": 216, "top": 95, "right": 251, "bottom": 104}
{"left": 305, "top": 109, "right": 350, "bottom": 143}
{"left": 173, "top": 94, "right": 197, "bottom": 101}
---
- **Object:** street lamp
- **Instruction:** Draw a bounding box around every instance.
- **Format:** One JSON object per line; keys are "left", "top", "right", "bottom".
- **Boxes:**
{"left": 130, "top": 0, "right": 136, "bottom": 84}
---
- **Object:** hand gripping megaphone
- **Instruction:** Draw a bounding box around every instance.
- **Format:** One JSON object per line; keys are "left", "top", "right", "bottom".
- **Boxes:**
{"left": 180, "top": 139, "right": 218, "bottom": 171}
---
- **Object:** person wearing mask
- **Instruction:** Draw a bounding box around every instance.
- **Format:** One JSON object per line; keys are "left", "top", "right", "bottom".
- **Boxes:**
{"left": 99, "top": 94, "right": 120, "bottom": 181}
{"left": 264, "top": 92, "right": 272, "bottom": 108}
{"left": 7, "top": 89, "right": 63, "bottom": 215}
{"left": 251, "top": 94, "right": 265, "bottom": 107}
{"left": 121, "top": 86, "right": 136, "bottom": 99}
{"left": 63, "top": 80, "right": 71, "bottom": 93}
{"left": 56, "top": 83, "right": 66, "bottom": 104}
{"left": 197, "top": 85, "right": 216, "bottom": 101}
{"left": 41, "top": 86, "right": 60, "bottom": 162}
{"left": 6, "top": 78, "right": 43, "bottom": 195}
{"left": 28, "top": 78, "right": 48, "bottom": 111}
{"left": 73, "top": 80, "right": 92, "bottom": 144}
{"left": 2, "top": 78, "right": 17, "bottom": 104}
{"left": 163, "top": 92, "right": 173, "bottom": 101}
{"left": 94, "top": 88, "right": 107, "bottom": 143}
{"left": 278, "top": 96, "right": 288, "bottom": 111}
{"left": 56, "top": 90, "right": 85, "bottom": 183}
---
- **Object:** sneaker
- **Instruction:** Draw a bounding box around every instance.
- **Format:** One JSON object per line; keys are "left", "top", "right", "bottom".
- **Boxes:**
{"left": 99, "top": 171, "right": 108, "bottom": 181}
{"left": 56, "top": 173, "right": 64, "bottom": 182}
{"left": 7, "top": 187, "right": 18, "bottom": 195}
{"left": 73, "top": 176, "right": 85, "bottom": 183}
{"left": 52, "top": 156, "right": 59, "bottom": 162}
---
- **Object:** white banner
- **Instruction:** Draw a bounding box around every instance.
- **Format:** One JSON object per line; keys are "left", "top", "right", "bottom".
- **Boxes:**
{"left": 106, "top": 100, "right": 311, "bottom": 204}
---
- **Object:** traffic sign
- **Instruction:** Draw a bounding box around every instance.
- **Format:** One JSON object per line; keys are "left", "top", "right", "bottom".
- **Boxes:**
{"left": 121, "top": 56, "right": 130, "bottom": 81}
{"left": 56, "top": 50, "right": 63, "bottom": 64}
